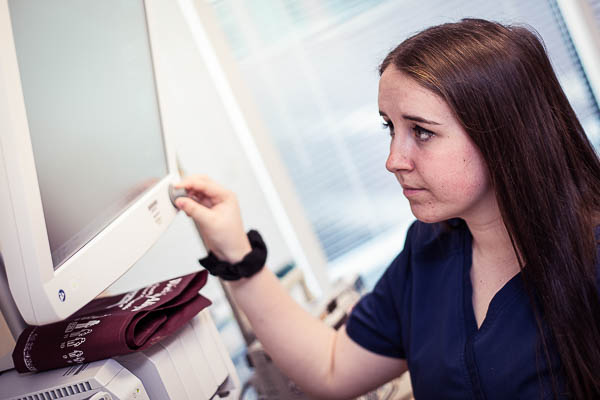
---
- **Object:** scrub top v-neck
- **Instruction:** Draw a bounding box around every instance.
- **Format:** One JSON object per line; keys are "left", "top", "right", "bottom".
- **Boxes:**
{"left": 346, "top": 220, "right": 565, "bottom": 399}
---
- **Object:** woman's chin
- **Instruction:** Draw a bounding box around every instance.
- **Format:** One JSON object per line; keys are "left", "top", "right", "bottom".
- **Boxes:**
{"left": 409, "top": 204, "right": 447, "bottom": 224}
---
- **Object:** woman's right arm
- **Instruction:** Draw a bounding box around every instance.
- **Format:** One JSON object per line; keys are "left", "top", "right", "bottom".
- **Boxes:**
{"left": 175, "top": 175, "right": 407, "bottom": 399}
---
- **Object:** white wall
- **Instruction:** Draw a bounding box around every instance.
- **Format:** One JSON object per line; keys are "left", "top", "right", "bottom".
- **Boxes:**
{"left": 107, "top": 1, "right": 295, "bottom": 294}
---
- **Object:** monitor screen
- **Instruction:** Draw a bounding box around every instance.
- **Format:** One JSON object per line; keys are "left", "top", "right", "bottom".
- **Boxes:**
{"left": 9, "top": 0, "right": 168, "bottom": 268}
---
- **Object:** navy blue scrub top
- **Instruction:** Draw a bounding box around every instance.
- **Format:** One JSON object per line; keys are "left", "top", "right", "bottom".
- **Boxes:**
{"left": 345, "top": 219, "right": 586, "bottom": 399}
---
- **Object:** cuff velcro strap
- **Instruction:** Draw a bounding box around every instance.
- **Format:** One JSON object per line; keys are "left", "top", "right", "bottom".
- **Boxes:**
{"left": 198, "top": 230, "right": 267, "bottom": 281}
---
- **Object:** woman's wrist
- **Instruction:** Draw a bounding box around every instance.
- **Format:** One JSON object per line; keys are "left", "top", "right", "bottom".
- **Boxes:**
{"left": 220, "top": 242, "right": 252, "bottom": 264}
{"left": 228, "top": 265, "right": 269, "bottom": 288}
{"left": 199, "top": 230, "right": 267, "bottom": 281}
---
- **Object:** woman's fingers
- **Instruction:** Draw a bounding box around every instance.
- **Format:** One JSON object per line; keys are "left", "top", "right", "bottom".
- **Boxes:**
{"left": 175, "top": 175, "right": 230, "bottom": 202}
{"left": 175, "top": 196, "right": 212, "bottom": 223}
{"left": 174, "top": 175, "right": 251, "bottom": 263}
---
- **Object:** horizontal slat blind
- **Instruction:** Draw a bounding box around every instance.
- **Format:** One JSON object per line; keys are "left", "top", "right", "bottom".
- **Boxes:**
{"left": 209, "top": 0, "right": 600, "bottom": 267}
{"left": 592, "top": 0, "right": 600, "bottom": 24}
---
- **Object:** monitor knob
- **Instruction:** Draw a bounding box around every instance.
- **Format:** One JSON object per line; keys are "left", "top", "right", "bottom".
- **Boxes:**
{"left": 168, "top": 184, "right": 189, "bottom": 207}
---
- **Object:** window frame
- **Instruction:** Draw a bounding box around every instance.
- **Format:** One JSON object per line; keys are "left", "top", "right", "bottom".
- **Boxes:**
{"left": 556, "top": 0, "right": 600, "bottom": 107}
{"left": 181, "top": 0, "right": 600, "bottom": 291}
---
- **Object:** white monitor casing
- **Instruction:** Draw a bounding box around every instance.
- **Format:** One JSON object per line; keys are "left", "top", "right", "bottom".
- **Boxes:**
{"left": 0, "top": 0, "right": 180, "bottom": 326}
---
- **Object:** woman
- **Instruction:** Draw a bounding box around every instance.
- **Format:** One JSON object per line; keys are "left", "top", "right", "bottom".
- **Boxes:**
{"left": 176, "top": 19, "right": 600, "bottom": 399}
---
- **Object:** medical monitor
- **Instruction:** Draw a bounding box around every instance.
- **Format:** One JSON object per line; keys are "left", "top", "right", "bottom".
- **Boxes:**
{"left": 0, "top": 0, "right": 180, "bottom": 325}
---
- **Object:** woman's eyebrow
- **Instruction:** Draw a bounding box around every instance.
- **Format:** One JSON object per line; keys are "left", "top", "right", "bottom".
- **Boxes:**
{"left": 379, "top": 111, "right": 441, "bottom": 126}
{"left": 402, "top": 114, "right": 441, "bottom": 125}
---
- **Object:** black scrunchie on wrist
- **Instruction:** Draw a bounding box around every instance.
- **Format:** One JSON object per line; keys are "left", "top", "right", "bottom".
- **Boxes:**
{"left": 198, "top": 230, "right": 267, "bottom": 281}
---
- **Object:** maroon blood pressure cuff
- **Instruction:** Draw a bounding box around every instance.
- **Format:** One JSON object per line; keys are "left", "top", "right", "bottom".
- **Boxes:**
{"left": 12, "top": 270, "right": 211, "bottom": 373}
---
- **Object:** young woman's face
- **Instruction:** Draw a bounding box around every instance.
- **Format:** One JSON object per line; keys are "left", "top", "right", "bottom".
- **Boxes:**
{"left": 378, "top": 66, "right": 496, "bottom": 224}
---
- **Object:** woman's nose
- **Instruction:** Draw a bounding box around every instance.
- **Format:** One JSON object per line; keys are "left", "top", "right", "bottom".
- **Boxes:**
{"left": 386, "top": 142, "right": 414, "bottom": 173}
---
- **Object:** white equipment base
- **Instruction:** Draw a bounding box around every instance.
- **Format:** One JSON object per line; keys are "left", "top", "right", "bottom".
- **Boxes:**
{"left": 0, "top": 358, "right": 149, "bottom": 400}
{"left": 0, "top": 310, "right": 239, "bottom": 400}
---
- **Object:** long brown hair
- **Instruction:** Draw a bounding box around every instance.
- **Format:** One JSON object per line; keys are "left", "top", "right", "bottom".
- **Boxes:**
{"left": 381, "top": 19, "right": 600, "bottom": 398}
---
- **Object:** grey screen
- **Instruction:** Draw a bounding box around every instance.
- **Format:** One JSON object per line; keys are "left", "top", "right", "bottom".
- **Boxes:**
{"left": 9, "top": 0, "right": 168, "bottom": 268}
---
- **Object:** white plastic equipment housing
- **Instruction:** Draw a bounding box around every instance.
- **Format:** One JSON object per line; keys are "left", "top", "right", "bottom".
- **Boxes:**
{"left": 0, "top": 0, "right": 180, "bottom": 325}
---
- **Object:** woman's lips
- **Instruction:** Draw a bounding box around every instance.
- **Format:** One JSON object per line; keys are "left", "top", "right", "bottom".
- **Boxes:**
{"left": 402, "top": 186, "right": 426, "bottom": 197}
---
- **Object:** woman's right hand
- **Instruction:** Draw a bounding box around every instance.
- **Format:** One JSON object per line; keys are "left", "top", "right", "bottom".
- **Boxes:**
{"left": 174, "top": 175, "right": 251, "bottom": 263}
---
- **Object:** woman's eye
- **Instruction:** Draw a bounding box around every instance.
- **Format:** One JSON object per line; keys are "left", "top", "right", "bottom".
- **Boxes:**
{"left": 382, "top": 122, "right": 394, "bottom": 136}
{"left": 413, "top": 125, "right": 435, "bottom": 142}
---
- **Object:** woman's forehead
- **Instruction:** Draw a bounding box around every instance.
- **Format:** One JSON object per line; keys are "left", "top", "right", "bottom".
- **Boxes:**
{"left": 378, "top": 67, "right": 453, "bottom": 122}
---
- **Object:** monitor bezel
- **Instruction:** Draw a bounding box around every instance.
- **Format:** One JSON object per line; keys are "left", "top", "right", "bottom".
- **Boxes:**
{"left": 0, "top": 0, "right": 181, "bottom": 325}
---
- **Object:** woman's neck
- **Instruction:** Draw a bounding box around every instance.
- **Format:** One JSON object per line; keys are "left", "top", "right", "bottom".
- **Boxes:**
{"left": 465, "top": 212, "right": 521, "bottom": 328}
{"left": 465, "top": 213, "right": 520, "bottom": 276}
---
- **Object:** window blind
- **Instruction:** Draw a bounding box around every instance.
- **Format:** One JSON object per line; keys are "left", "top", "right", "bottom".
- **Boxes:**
{"left": 209, "top": 0, "right": 600, "bottom": 270}
{"left": 591, "top": 0, "right": 600, "bottom": 25}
